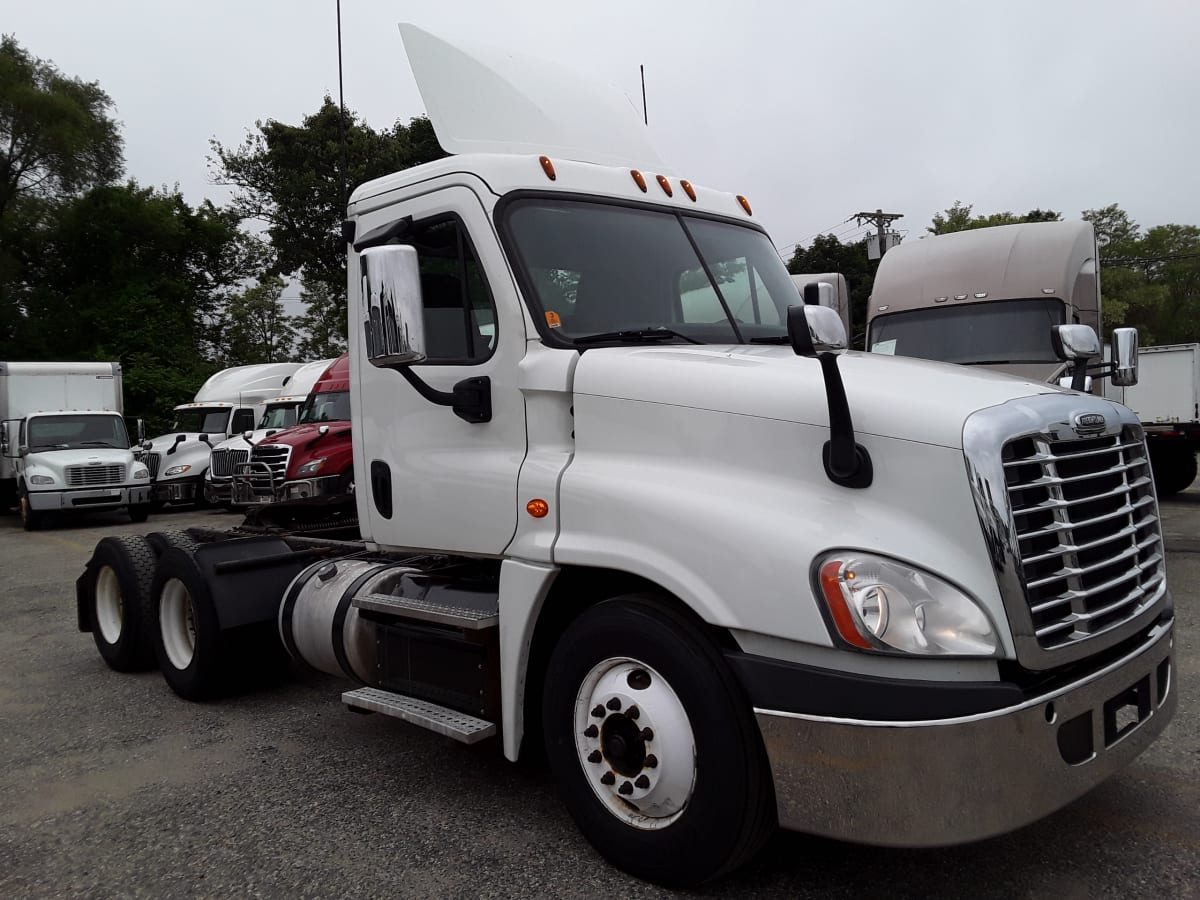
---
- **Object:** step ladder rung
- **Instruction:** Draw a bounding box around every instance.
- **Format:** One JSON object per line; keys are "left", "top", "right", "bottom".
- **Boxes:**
{"left": 353, "top": 592, "right": 498, "bottom": 629}
{"left": 342, "top": 687, "right": 497, "bottom": 744}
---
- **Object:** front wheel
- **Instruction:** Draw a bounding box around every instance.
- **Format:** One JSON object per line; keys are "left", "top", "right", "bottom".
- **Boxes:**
{"left": 128, "top": 503, "right": 152, "bottom": 523}
{"left": 18, "top": 490, "right": 40, "bottom": 531}
{"left": 542, "top": 595, "right": 775, "bottom": 887}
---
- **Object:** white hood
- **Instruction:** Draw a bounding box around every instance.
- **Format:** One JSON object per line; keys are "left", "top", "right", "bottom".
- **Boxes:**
{"left": 147, "top": 433, "right": 214, "bottom": 480}
{"left": 572, "top": 345, "right": 1071, "bottom": 449}
{"left": 23, "top": 446, "right": 138, "bottom": 485}
{"left": 399, "top": 23, "right": 662, "bottom": 169}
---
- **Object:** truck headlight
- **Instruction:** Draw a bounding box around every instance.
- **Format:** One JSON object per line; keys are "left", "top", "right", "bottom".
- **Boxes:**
{"left": 164, "top": 464, "right": 191, "bottom": 477}
{"left": 29, "top": 474, "right": 55, "bottom": 485}
{"left": 296, "top": 457, "right": 327, "bottom": 475}
{"left": 816, "top": 552, "right": 998, "bottom": 656}
{"left": 131, "top": 466, "right": 149, "bottom": 479}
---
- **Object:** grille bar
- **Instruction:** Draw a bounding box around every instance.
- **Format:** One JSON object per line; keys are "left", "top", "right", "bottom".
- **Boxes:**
{"left": 1002, "top": 440, "right": 1146, "bottom": 467}
{"left": 66, "top": 464, "right": 125, "bottom": 486}
{"left": 1015, "top": 496, "right": 1155, "bottom": 540}
{"left": 1015, "top": 458, "right": 1149, "bottom": 488}
{"left": 1012, "top": 475, "right": 1154, "bottom": 515}
{"left": 209, "top": 448, "right": 249, "bottom": 478}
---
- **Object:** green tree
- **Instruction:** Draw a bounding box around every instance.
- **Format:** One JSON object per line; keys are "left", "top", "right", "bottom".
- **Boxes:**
{"left": 292, "top": 280, "right": 347, "bottom": 360}
{"left": 786, "top": 233, "right": 878, "bottom": 346}
{"left": 218, "top": 275, "right": 297, "bottom": 365}
{"left": 928, "top": 201, "right": 1061, "bottom": 235}
{"left": 210, "top": 98, "right": 446, "bottom": 337}
{"left": 0, "top": 35, "right": 122, "bottom": 220}
{"left": 1083, "top": 203, "right": 1140, "bottom": 252}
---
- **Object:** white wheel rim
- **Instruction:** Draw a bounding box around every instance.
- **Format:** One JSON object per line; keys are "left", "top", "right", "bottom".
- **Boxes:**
{"left": 95, "top": 566, "right": 124, "bottom": 645}
{"left": 573, "top": 657, "right": 696, "bottom": 830}
{"left": 160, "top": 578, "right": 197, "bottom": 670}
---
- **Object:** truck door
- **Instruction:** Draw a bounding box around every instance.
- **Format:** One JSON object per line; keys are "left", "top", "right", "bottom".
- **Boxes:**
{"left": 352, "top": 185, "right": 527, "bottom": 555}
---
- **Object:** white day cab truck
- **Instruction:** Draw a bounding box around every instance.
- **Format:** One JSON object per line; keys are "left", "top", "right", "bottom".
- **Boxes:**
{"left": 72, "top": 28, "right": 1176, "bottom": 887}
{"left": 203, "top": 358, "right": 336, "bottom": 508}
{"left": 143, "top": 362, "right": 303, "bottom": 506}
{"left": 1, "top": 362, "right": 152, "bottom": 530}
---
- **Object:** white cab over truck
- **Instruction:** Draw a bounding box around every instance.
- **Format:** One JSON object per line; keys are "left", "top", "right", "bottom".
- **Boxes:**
{"left": 144, "top": 362, "right": 303, "bottom": 505}
{"left": 1104, "top": 343, "right": 1200, "bottom": 495}
{"left": 1, "top": 361, "right": 152, "bottom": 529}
{"left": 204, "top": 358, "right": 336, "bottom": 507}
{"left": 74, "top": 27, "right": 1176, "bottom": 887}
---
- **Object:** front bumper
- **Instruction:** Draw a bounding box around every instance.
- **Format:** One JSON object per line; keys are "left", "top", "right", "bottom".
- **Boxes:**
{"left": 204, "top": 478, "right": 232, "bottom": 504}
{"left": 28, "top": 484, "right": 152, "bottom": 511}
{"left": 754, "top": 620, "right": 1175, "bottom": 846}
{"left": 279, "top": 474, "right": 343, "bottom": 501}
{"left": 152, "top": 475, "right": 202, "bottom": 502}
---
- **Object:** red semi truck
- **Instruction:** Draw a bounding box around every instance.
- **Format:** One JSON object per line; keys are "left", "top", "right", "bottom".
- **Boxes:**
{"left": 232, "top": 355, "right": 354, "bottom": 505}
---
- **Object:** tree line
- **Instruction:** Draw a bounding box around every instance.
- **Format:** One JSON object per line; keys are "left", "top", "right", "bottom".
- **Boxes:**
{"left": 3, "top": 35, "right": 1197, "bottom": 429}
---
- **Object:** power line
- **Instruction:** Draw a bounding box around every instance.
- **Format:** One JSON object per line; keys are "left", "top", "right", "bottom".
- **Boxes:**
{"left": 853, "top": 209, "right": 904, "bottom": 260}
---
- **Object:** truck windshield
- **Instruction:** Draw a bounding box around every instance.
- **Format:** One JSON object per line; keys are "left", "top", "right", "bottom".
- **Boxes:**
{"left": 171, "top": 408, "right": 231, "bottom": 434}
{"left": 259, "top": 404, "right": 298, "bottom": 430}
{"left": 298, "top": 391, "right": 351, "bottom": 424}
{"left": 868, "top": 298, "right": 1066, "bottom": 364}
{"left": 27, "top": 415, "right": 130, "bottom": 451}
{"left": 503, "top": 198, "right": 799, "bottom": 344}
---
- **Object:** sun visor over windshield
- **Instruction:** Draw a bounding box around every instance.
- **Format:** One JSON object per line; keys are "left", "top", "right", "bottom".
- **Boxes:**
{"left": 399, "top": 23, "right": 664, "bottom": 169}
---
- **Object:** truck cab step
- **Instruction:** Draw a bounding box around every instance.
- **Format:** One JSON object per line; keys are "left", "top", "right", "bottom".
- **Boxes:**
{"left": 341, "top": 687, "right": 497, "bottom": 744}
{"left": 353, "top": 591, "right": 498, "bottom": 629}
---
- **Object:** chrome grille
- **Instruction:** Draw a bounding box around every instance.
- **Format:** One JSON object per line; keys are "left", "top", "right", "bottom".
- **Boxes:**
{"left": 1002, "top": 426, "right": 1164, "bottom": 651}
{"left": 146, "top": 452, "right": 161, "bottom": 479}
{"left": 209, "top": 448, "right": 249, "bottom": 478}
{"left": 245, "top": 444, "right": 291, "bottom": 487}
{"left": 66, "top": 464, "right": 125, "bottom": 487}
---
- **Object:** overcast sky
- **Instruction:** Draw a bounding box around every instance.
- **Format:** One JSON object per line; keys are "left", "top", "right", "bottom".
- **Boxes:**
{"left": 7, "top": 0, "right": 1200, "bottom": 274}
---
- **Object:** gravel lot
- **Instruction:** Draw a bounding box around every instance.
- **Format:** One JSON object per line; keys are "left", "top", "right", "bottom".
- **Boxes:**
{"left": 0, "top": 497, "right": 1196, "bottom": 899}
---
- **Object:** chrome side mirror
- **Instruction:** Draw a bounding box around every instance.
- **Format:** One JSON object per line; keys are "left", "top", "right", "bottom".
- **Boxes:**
{"left": 1110, "top": 327, "right": 1139, "bottom": 387}
{"left": 361, "top": 244, "right": 426, "bottom": 367}
{"left": 1051, "top": 324, "right": 1101, "bottom": 362}
{"left": 788, "top": 304, "right": 848, "bottom": 356}
{"left": 136, "top": 418, "right": 145, "bottom": 444}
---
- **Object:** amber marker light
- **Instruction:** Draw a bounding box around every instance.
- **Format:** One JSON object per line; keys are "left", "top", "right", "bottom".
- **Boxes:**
{"left": 539, "top": 156, "right": 557, "bottom": 180}
{"left": 819, "top": 560, "right": 872, "bottom": 650}
{"left": 736, "top": 195, "right": 753, "bottom": 216}
{"left": 655, "top": 175, "right": 673, "bottom": 197}
{"left": 526, "top": 499, "right": 550, "bottom": 518}
{"left": 630, "top": 169, "right": 648, "bottom": 192}
{"left": 679, "top": 179, "right": 697, "bottom": 201}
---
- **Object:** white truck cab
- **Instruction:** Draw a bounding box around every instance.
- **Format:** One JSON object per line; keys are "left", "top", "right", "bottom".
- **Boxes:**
{"left": 76, "top": 26, "right": 1175, "bottom": 887}
{"left": 1, "top": 362, "right": 152, "bottom": 529}
{"left": 144, "top": 362, "right": 303, "bottom": 504}
{"left": 204, "top": 358, "right": 336, "bottom": 506}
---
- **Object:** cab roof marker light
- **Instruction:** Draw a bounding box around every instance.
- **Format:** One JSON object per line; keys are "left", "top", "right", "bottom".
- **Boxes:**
{"left": 630, "top": 169, "right": 647, "bottom": 192}
{"left": 974, "top": 292, "right": 988, "bottom": 298}
{"left": 954, "top": 294, "right": 968, "bottom": 301}
{"left": 655, "top": 174, "right": 673, "bottom": 197}
{"left": 539, "top": 155, "right": 556, "bottom": 180}
{"left": 736, "top": 195, "right": 753, "bottom": 216}
{"left": 934, "top": 297, "right": 948, "bottom": 303}
{"left": 1042, "top": 288, "right": 1056, "bottom": 294}
{"left": 679, "top": 179, "right": 697, "bottom": 201}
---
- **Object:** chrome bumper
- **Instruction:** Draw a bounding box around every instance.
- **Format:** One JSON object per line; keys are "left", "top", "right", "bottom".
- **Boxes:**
{"left": 278, "top": 474, "right": 342, "bottom": 501}
{"left": 756, "top": 621, "right": 1175, "bottom": 846}
{"left": 28, "top": 485, "right": 152, "bottom": 510}
{"left": 152, "top": 478, "right": 200, "bottom": 502}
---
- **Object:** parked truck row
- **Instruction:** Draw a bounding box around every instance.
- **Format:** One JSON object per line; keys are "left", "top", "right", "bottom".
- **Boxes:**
{"left": 71, "top": 25, "right": 1177, "bottom": 888}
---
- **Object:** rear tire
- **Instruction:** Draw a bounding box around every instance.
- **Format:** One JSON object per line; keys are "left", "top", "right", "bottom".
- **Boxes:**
{"left": 84, "top": 535, "right": 159, "bottom": 671}
{"left": 151, "top": 548, "right": 231, "bottom": 700}
{"left": 542, "top": 595, "right": 775, "bottom": 887}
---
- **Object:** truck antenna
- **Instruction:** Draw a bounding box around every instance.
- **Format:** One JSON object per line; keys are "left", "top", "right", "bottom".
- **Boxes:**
{"left": 640, "top": 64, "right": 648, "bottom": 125}
{"left": 337, "top": 0, "right": 348, "bottom": 211}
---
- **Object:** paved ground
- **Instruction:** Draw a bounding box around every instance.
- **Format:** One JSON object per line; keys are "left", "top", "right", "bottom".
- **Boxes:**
{"left": 0, "top": 496, "right": 1197, "bottom": 899}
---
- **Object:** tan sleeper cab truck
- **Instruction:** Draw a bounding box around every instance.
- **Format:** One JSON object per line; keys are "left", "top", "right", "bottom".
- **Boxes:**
{"left": 73, "top": 27, "right": 1175, "bottom": 888}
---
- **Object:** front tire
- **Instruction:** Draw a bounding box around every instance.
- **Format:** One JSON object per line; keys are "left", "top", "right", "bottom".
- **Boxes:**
{"left": 1150, "top": 445, "right": 1197, "bottom": 497}
{"left": 18, "top": 487, "right": 40, "bottom": 531}
{"left": 542, "top": 595, "right": 775, "bottom": 887}
{"left": 84, "top": 535, "right": 158, "bottom": 671}
{"left": 128, "top": 504, "right": 152, "bottom": 523}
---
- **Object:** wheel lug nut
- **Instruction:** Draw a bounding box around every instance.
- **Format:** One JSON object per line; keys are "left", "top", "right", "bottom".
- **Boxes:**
{"left": 588, "top": 750, "right": 602, "bottom": 764}
{"left": 600, "top": 771, "right": 616, "bottom": 786}
{"left": 618, "top": 780, "right": 634, "bottom": 795}
{"left": 635, "top": 774, "right": 650, "bottom": 789}
{"left": 606, "top": 697, "right": 622, "bottom": 711}
{"left": 640, "top": 727, "right": 654, "bottom": 742}
{"left": 584, "top": 724, "right": 599, "bottom": 738}
{"left": 644, "top": 754, "right": 658, "bottom": 768}
{"left": 627, "top": 705, "right": 639, "bottom": 720}
{"left": 591, "top": 704, "right": 605, "bottom": 718}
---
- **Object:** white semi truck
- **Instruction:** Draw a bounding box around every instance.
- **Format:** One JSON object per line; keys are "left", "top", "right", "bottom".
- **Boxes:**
{"left": 144, "top": 362, "right": 303, "bottom": 505}
{"left": 0, "top": 362, "right": 152, "bottom": 529}
{"left": 203, "top": 358, "right": 336, "bottom": 507}
{"left": 73, "top": 27, "right": 1176, "bottom": 887}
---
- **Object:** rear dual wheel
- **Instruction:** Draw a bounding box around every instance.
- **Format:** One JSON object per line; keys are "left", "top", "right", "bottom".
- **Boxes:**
{"left": 84, "top": 535, "right": 158, "bottom": 671}
{"left": 543, "top": 595, "right": 776, "bottom": 887}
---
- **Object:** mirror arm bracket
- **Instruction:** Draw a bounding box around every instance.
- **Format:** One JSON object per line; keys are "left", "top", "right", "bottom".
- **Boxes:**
{"left": 395, "top": 367, "right": 492, "bottom": 424}
{"left": 816, "top": 353, "right": 874, "bottom": 489}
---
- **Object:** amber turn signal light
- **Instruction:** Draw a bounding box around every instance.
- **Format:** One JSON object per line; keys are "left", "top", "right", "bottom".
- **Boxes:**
{"left": 630, "top": 169, "right": 647, "bottom": 192}
{"left": 819, "top": 560, "right": 872, "bottom": 649}
{"left": 526, "top": 499, "right": 550, "bottom": 518}
{"left": 539, "top": 156, "right": 556, "bottom": 181}
{"left": 736, "top": 194, "right": 752, "bottom": 216}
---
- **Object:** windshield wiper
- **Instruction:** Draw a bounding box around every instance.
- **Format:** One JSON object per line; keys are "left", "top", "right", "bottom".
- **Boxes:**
{"left": 574, "top": 328, "right": 703, "bottom": 346}
{"left": 748, "top": 335, "right": 791, "bottom": 344}
{"left": 80, "top": 440, "right": 118, "bottom": 448}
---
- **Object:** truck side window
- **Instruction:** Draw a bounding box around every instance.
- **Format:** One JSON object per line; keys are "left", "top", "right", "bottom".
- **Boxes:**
{"left": 231, "top": 409, "right": 256, "bottom": 434}
{"left": 408, "top": 217, "right": 497, "bottom": 362}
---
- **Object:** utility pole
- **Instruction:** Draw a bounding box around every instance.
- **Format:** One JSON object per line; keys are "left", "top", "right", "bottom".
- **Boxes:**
{"left": 853, "top": 209, "right": 904, "bottom": 260}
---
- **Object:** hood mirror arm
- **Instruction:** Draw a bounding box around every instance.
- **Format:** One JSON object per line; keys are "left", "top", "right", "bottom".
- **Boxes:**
{"left": 789, "top": 288, "right": 873, "bottom": 489}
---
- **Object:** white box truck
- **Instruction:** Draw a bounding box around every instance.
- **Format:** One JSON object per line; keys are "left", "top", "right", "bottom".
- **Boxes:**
{"left": 1104, "top": 343, "right": 1200, "bottom": 494}
{"left": 143, "top": 362, "right": 303, "bottom": 505}
{"left": 72, "top": 26, "right": 1175, "bottom": 888}
{"left": 0, "top": 362, "right": 152, "bottom": 529}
